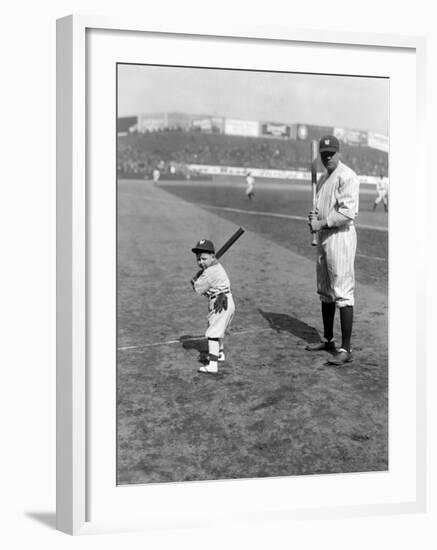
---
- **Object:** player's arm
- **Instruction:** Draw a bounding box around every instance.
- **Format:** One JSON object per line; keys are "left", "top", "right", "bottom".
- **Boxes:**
{"left": 191, "top": 270, "right": 211, "bottom": 295}
{"left": 327, "top": 174, "right": 359, "bottom": 227}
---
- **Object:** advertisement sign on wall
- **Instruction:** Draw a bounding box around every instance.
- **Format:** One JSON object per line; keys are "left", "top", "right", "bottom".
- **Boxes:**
{"left": 224, "top": 118, "right": 260, "bottom": 137}
{"left": 295, "top": 123, "right": 333, "bottom": 141}
{"left": 192, "top": 118, "right": 213, "bottom": 131}
{"left": 367, "top": 132, "right": 389, "bottom": 152}
{"left": 261, "top": 122, "right": 291, "bottom": 138}
{"left": 137, "top": 115, "right": 166, "bottom": 132}
{"left": 333, "top": 127, "right": 368, "bottom": 146}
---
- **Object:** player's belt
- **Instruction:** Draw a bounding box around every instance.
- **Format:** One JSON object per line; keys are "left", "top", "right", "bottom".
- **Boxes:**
{"left": 321, "top": 222, "right": 354, "bottom": 234}
{"left": 208, "top": 290, "right": 230, "bottom": 299}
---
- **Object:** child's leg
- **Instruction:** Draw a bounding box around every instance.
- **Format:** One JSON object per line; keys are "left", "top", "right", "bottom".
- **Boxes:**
{"left": 218, "top": 338, "right": 225, "bottom": 361}
{"left": 199, "top": 337, "right": 219, "bottom": 373}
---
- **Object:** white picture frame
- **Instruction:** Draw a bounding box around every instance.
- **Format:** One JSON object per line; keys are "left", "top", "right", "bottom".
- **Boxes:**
{"left": 56, "top": 14, "right": 427, "bottom": 536}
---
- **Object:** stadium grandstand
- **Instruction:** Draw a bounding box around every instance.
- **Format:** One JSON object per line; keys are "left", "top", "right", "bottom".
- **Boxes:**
{"left": 117, "top": 113, "right": 388, "bottom": 182}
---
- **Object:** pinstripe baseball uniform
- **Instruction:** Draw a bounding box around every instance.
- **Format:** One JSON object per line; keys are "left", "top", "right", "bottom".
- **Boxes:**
{"left": 315, "top": 161, "right": 360, "bottom": 307}
{"left": 193, "top": 262, "right": 235, "bottom": 338}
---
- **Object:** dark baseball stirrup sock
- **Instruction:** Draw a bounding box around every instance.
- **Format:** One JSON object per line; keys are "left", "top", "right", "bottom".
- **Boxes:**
{"left": 219, "top": 338, "right": 224, "bottom": 353}
{"left": 322, "top": 302, "right": 336, "bottom": 342}
{"left": 340, "top": 306, "right": 353, "bottom": 352}
{"left": 207, "top": 338, "right": 220, "bottom": 366}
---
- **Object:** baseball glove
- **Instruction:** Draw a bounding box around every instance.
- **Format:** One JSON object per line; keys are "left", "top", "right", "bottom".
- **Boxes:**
{"left": 214, "top": 292, "right": 228, "bottom": 313}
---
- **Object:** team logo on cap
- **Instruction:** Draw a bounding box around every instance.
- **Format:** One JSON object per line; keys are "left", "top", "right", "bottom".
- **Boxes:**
{"left": 199, "top": 240, "right": 205, "bottom": 244}
{"left": 324, "top": 139, "right": 330, "bottom": 145}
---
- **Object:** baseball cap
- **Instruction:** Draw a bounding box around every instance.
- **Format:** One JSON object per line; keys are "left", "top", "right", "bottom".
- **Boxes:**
{"left": 191, "top": 239, "right": 215, "bottom": 254}
{"left": 319, "top": 135, "right": 340, "bottom": 153}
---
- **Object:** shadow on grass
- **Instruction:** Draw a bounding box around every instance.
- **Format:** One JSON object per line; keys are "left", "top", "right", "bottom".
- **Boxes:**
{"left": 258, "top": 309, "right": 320, "bottom": 344}
{"left": 179, "top": 334, "right": 208, "bottom": 364}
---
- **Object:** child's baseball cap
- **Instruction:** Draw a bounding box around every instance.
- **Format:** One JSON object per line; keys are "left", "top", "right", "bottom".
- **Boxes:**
{"left": 191, "top": 239, "right": 215, "bottom": 254}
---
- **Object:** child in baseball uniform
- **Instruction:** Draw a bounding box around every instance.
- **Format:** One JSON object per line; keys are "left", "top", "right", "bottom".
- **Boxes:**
{"left": 190, "top": 239, "right": 235, "bottom": 374}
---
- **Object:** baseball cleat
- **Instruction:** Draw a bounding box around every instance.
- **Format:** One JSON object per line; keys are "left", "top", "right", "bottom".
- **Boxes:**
{"left": 305, "top": 340, "right": 336, "bottom": 352}
{"left": 218, "top": 351, "right": 225, "bottom": 362}
{"left": 198, "top": 364, "right": 218, "bottom": 374}
{"left": 327, "top": 348, "right": 352, "bottom": 365}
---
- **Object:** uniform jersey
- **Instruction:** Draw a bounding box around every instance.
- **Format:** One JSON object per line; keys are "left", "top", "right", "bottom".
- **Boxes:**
{"left": 316, "top": 161, "right": 360, "bottom": 307}
{"left": 316, "top": 161, "right": 359, "bottom": 226}
{"left": 376, "top": 177, "right": 388, "bottom": 196}
{"left": 193, "top": 262, "right": 235, "bottom": 338}
{"left": 193, "top": 262, "right": 231, "bottom": 297}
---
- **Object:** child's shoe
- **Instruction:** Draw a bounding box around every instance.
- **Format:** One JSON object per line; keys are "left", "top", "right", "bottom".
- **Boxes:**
{"left": 198, "top": 363, "right": 218, "bottom": 374}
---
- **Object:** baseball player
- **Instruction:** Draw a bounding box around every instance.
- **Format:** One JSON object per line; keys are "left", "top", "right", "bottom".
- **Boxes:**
{"left": 152, "top": 167, "right": 160, "bottom": 184}
{"left": 307, "top": 135, "right": 360, "bottom": 365}
{"left": 373, "top": 174, "right": 388, "bottom": 212}
{"left": 190, "top": 239, "right": 235, "bottom": 374}
{"left": 245, "top": 172, "right": 255, "bottom": 200}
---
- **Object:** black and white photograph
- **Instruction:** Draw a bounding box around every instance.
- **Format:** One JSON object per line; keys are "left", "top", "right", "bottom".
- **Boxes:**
{"left": 116, "top": 63, "right": 389, "bottom": 485}
{"left": 1, "top": 0, "right": 433, "bottom": 545}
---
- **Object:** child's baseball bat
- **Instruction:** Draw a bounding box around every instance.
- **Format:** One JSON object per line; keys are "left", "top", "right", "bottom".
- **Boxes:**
{"left": 310, "top": 140, "right": 318, "bottom": 246}
{"left": 215, "top": 227, "right": 245, "bottom": 259}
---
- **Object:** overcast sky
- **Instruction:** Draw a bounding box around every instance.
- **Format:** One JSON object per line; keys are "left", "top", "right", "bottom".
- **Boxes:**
{"left": 118, "top": 64, "right": 389, "bottom": 135}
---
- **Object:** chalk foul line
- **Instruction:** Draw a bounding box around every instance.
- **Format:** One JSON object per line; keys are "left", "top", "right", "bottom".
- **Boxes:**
{"left": 199, "top": 204, "right": 388, "bottom": 232}
{"left": 120, "top": 193, "right": 388, "bottom": 233}
{"left": 119, "top": 193, "right": 387, "bottom": 262}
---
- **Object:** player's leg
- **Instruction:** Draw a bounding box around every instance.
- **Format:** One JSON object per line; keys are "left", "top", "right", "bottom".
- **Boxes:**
{"left": 202, "top": 300, "right": 235, "bottom": 372}
{"left": 326, "top": 229, "right": 356, "bottom": 364}
{"left": 218, "top": 296, "right": 235, "bottom": 361}
{"left": 322, "top": 301, "right": 336, "bottom": 342}
{"left": 339, "top": 305, "right": 353, "bottom": 352}
{"left": 307, "top": 241, "right": 336, "bottom": 351}
{"left": 373, "top": 191, "right": 382, "bottom": 210}
{"left": 200, "top": 337, "right": 220, "bottom": 373}
{"left": 218, "top": 338, "right": 225, "bottom": 361}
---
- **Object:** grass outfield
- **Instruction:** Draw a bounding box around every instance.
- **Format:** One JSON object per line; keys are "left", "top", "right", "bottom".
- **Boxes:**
{"left": 117, "top": 179, "right": 388, "bottom": 484}
{"left": 159, "top": 177, "right": 388, "bottom": 294}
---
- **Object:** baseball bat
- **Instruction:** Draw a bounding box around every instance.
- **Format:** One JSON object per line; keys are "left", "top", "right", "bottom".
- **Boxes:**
{"left": 310, "top": 140, "right": 318, "bottom": 246}
{"left": 215, "top": 226, "right": 245, "bottom": 259}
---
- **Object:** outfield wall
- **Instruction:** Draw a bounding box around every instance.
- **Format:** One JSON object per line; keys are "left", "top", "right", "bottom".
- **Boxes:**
{"left": 185, "top": 163, "right": 385, "bottom": 186}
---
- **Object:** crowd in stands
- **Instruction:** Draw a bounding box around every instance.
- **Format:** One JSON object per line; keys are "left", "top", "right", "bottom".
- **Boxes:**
{"left": 117, "top": 130, "right": 388, "bottom": 179}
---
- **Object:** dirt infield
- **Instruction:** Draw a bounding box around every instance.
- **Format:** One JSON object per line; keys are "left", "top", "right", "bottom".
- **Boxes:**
{"left": 117, "top": 179, "right": 388, "bottom": 484}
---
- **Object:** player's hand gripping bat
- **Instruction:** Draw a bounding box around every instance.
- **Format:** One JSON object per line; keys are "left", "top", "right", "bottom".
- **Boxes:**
{"left": 310, "top": 140, "right": 318, "bottom": 246}
{"left": 192, "top": 227, "right": 245, "bottom": 281}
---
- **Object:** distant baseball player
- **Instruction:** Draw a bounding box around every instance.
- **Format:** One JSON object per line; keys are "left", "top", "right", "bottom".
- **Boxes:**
{"left": 152, "top": 167, "right": 160, "bottom": 184}
{"left": 373, "top": 174, "right": 388, "bottom": 212}
{"left": 245, "top": 172, "right": 255, "bottom": 200}
{"left": 190, "top": 239, "right": 235, "bottom": 374}
{"left": 307, "top": 135, "right": 360, "bottom": 365}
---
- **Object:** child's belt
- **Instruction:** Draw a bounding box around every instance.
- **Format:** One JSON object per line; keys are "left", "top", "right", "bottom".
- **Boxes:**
{"left": 208, "top": 290, "right": 230, "bottom": 299}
